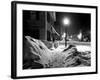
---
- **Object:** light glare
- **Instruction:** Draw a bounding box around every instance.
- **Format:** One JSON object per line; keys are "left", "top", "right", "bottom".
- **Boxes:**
{"left": 63, "top": 18, "right": 70, "bottom": 25}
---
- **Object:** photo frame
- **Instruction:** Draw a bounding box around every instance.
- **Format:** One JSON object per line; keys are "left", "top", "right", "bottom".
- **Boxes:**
{"left": 11, "top": 1, "right": 98, "bottom": 79}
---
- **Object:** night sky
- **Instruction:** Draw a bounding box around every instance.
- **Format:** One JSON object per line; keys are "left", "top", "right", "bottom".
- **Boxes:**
{"left": 55, "top": 12, "right": 91, "bottom": 35}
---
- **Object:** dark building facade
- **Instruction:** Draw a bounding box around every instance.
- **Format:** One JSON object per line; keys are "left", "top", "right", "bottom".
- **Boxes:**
{"left": 23, "top": 10, "right": 56, "bottom": 41}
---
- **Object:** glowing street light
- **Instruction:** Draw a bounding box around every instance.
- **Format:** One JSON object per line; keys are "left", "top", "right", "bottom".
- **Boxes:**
{"left": 63, "top": 18, "right": 70, "bottom": 26}
{"left": 63, "top": 17, "right": 70, "bottom": 47}
{"left": 77, "top": 30, "right": 82, "bottom": 41}
{"left": 62, "top": 32, "right": 66, "bottom": 38}
{"left": 62, "top": 32, "right": 66, "bottom": 41}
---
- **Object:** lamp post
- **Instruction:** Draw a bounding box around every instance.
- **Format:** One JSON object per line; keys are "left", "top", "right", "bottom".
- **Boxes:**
{"left": 63, "top": 18, "right": 70, "bottom": 47}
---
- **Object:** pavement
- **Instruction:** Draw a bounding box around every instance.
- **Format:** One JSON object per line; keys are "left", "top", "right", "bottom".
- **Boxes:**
{"left": 58, "top": 40, "right": 91, "bottom": 52}
{"left": 59, "top": 40, "right": 90, "bottom": 46}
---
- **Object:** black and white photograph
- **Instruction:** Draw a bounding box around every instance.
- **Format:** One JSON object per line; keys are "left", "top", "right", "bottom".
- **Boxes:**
{"left": 23, "top": 11, "right": 91, "bottom": 69}
{"left": 11, "top": 1, "right": 97, "bottom": 79}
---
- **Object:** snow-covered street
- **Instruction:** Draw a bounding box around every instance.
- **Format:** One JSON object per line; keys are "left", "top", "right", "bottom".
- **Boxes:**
{"left": 55, "top": 40, "right": 91, "bottom": 52}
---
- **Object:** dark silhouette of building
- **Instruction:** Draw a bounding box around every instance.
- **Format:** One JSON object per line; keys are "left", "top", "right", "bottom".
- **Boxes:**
{"left": 23, "top": 10, "right": 58, "bottom": 41}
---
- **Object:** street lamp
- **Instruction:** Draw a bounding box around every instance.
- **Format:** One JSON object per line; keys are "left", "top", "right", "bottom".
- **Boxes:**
{"left": 63, "top": 18, "right": 70, "bottom": 26}
{"left": 63, "top": 18, "right": 70, "bottom": 47}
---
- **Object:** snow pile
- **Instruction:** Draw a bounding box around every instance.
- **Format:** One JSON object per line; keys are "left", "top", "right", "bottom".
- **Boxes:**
{"left": 23, "top": 36, "right": 91, "bottom": 69}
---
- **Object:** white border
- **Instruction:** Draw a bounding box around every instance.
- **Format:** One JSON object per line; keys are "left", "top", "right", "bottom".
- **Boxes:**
{"left": 17, "top": 3, "right": 96, "bottom": 77}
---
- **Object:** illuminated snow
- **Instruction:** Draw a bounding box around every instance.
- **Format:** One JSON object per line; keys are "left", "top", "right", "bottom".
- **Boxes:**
{"left": 76, "top": 45, "right": 90, "bottom": 52}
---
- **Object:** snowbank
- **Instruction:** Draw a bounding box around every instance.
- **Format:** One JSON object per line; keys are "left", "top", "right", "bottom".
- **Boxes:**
{"left": 23, "top": 36, "right": 91, "bottom": 69}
